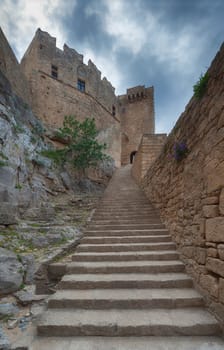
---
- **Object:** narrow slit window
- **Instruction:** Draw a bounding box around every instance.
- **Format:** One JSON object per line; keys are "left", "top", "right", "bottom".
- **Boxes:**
{"left": 51, "top": 65, "right": 58, "bottom": 79}
{"left": 112, "top": 105, "right": 116, "bottom": 116}
{"left": 77, "top": 79, "right": 85, "bottom": 92}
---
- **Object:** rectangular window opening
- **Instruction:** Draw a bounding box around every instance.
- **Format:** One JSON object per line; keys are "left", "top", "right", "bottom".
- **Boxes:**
{"left": 77, "top": 79, "right": 85, "bottom": 92}
{"left": 51, "top": 65, "right": 58, "bottom": 79}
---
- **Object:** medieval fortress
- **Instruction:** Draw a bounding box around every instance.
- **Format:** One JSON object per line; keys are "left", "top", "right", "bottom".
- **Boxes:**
{"left": 1, "top": 26, "right": 224, "bottom": 327}
{"left": 0, "top": 27, "right": 166, "bottom": 167}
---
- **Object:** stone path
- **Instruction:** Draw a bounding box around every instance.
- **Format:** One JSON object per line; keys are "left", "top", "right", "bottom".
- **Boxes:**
{"left": 30, "top": 166, "right": 224, "bottom": 349}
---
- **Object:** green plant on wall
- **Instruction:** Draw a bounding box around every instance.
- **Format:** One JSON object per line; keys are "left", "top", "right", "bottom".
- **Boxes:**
{"left": 15, "top": 184, "right": 23, "bottom": 190}
{"left": 0, "top": 160, "right": 7, "bottom": 167}
{"left": 14, "top": 123, "right": 25, "bottom": 134}
{"left": 172, "top": 141, "right": 189, "bottom": 162}
{"left": 42, "top": 115, "right": 107, "bottom": 171}
{"left": 193, "top": 72, "right": 209, "bottom": 99}
{"left": 0, "top": 152, "right": 9, "bottom": 167}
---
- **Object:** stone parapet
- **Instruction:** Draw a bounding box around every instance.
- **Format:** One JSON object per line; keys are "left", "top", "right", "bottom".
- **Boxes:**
{"left": 132, "top": 133, "right": 167, "bottom": 181}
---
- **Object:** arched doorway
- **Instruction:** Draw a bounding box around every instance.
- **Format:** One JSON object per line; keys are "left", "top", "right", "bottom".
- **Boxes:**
{"left": 130, "top": 151, "right": 137, "bottom": 164}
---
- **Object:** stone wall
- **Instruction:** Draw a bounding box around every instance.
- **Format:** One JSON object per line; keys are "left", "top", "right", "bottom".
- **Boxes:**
{"left": 20, "top": 29, "right": 121, "bottom": 166}
{"left": 0, "top": 27, "right": 31, "bottom": 104}
{"left": 0, "top": 27, "right": 157, "bottom": 169}
{"left": 139, "top": 43, "right": 224, "bottom": 320}
{"left": 132, "top": 133, "right": 167, "bottom": 181}
{"left": 119, "top": 86, "right": 155, "bottom": 165}
{"left": 20, "top": 29, "right": 118, "bottom": 117}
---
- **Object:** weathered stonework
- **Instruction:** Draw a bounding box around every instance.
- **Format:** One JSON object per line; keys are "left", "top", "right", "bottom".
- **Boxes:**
{"left": 20, "top": 29, "right": 121, "bottom": 165}
{"left": 206, "top": 217, "right": 224, "bottom": 243}
{"left": 21, "top": 29, "right": 118, "bottom": 118}
{"left": 0, "top": 27, "right": 159, "bottom": 168}
{"left": 135, "top": 42, "right": 224, "bottom": 317}
{"left": 220, "top": 188, "right": 224, "bottom": 215}
{"left": 132, "top": 133, "right": 167, "bottom": 180}
{"left": 119, "top": 86, "right": 155, "bottom": 165}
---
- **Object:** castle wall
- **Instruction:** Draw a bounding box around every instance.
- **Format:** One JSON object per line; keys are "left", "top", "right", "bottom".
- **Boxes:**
{"left": 138, "top": 43, "right": 224, "bottom": 319}
{"left": 21, "top": 29, "right": 118, "bottom": 117}
{"left": 119, "top": 86, "right": 154, "bottom": 165}
{"left": 0, "top": 27, "right": 156, "bottom": 169}
{"left": 132, "top": 133, "right": 167, "bottom": 181}
{"left": 0, "top": 27, "right": 31, "bottom": 104}
{"left": 20, "top": 29, "right": 121, "bottom": 166}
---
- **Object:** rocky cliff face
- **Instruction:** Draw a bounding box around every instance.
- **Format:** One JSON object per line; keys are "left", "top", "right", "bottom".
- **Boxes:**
{"left": 0, "top": 70, "right": 56, "bottom": 224}
{"left": 0, "top": 70, "right": 114, "bottom": 224}
{"left": 0, "top": 70, "right": 114, "bottom": 298}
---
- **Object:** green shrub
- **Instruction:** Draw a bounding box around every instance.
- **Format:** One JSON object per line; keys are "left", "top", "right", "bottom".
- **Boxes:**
{"left": 0, "top": 160, "right": 8, "bottom": 167}
{"left": 193, "top": 72, "right": 209, "bottom": 99}
{"left": 14, "top": 123, "right": 25, "bottom": 134}
{"left": 42, "top": 116, "right": 107, "bottom": 171}
{"left": 32, "top": 157, "right": 46, "bottom": 167}
{"left": 0, "top": 151, "right": 8, "bottom": 160}
{"left": 30, "top": 135, "right": 37, "bottom": 144}
{"left": 32, "top": 123, "right": 46, "bottom": 137}
{"left": 41, "top": 149, "right": 66, "bottom": 164}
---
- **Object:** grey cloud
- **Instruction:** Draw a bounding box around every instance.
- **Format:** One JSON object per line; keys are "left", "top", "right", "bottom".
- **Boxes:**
{"left": 1, "top": 0, "right": 224, "bottom": 133}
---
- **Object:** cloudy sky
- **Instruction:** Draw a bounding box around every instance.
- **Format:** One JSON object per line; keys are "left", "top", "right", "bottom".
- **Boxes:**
{"left": 1, "top": 0, "right": 224, "bottom": 133}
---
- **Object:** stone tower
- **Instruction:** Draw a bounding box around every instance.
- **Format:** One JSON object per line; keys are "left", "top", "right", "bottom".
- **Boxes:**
{"left": 118, "top": 85, "right": 155, "bottom": 165}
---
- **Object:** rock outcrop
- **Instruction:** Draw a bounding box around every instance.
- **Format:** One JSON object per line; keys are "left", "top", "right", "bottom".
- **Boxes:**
{"left": 0, "top": 69, "right": 114, "bottom": 298}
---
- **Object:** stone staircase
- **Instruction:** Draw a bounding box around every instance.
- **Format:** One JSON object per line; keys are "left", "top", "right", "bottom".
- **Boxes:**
{"left": 31, "top": 166, "right": 224, "bottom": 349}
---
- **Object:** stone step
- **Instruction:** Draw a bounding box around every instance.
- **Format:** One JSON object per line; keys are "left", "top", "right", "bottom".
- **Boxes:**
{"left": 90, "top": 220, "right": 161, "bottom": 225}
{"left": 94, "top": 210, "right": 157, "bottom": 214}
{"left": 66, "top": 260, "right": 185, "bottom": 274}
{"left": 99, "top": 199, "right": 150, "bottom": 203}
{"left": 58, "top": 272, "right": 193, "bottom": 289}
{"left": 84, "top": 229, "right": 169, "bottom": 236}
{"left": 27, "top": 336, "right": 224, "bottom": 350}
{"left": 98, "top": 206, "right": 154, "bottom": 210}
{"left": 89, "top": 224, "right": 163, "bottom": 230}
{"left": 96, "top": 204, "right": 154, "bottom": 207}
{"left": 48, "top": 288, "right": 204, "bottom": 309}
{"left": 76, "top": 242, "right": 176, "bottom": 252}
{"left": 95, "top": 205, "right": 155, "bottom": 209}
{"left": 99, "top": 199, "right": 150, "bottom": 202}
{"left": 72, "top": 250, "right": 179, "bottom": 262}
{"left": 96, "top": 207, "right": 156, "bottom": 211}
{"left": 37, "top": 308, "right": 221, "bottom": 336}
{"left": 100, "top": 200, "right": 151, "bottom": 202}
{"left": 92, "top": 214, "right": 159, "bottom": 220}
{"left": 81, "top": 235, "right": 172, "bottom": 244}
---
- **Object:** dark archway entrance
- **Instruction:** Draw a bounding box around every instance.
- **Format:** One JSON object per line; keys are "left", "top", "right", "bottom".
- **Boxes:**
{"left": 130, "top": 151, "right": 137, "bottom": 164}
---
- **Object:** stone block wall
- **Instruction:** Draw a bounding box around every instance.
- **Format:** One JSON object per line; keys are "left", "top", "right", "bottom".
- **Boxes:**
{"left": 21, "top": 29, "right": 118, "bottom": 117}
{"left": 26, "top": 70, "right": 120, "bottom": 165}
{"left": 132, "top": 133, "right": 167, "bottom": 181}
{"left": 140, "top": 43, "right": 224, "bottom": 319}
{"left": 20, "top": 29, "right": 121, "bottom": 166}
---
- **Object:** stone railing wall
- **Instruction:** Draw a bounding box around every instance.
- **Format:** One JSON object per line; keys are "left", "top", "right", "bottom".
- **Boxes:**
{"left": 132, "top": 133, "right": 167, "bottom": 181}
{"left": 140, "top": 43, "right": 224, "bottom": 321}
